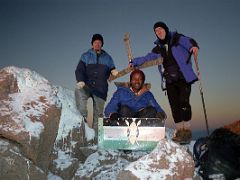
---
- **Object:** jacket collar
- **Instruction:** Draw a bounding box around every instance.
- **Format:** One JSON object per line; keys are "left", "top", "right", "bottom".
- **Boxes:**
{"left": 88, "top": 48, "right": 106, "bottom": 55}
{"left": 115, "top": 82, "right": 151, "bottom": 96}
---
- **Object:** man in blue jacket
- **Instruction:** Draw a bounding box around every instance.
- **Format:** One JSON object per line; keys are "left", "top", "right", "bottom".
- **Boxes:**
{"left": 104, "top": 69, "right": 166, "bottom": 124}
{"left": 130, "top": 22, "right": 199, "bottom": 143}
{"left": 75, "top": 33, "right": 118, "bottom": 142}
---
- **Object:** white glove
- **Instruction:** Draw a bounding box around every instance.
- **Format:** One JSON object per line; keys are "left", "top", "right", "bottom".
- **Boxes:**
{"left": 76, "top": 81, "right": 85, "bottom": 89}
{"left": 111, "top": 69, "right": 118, "bottom": 76}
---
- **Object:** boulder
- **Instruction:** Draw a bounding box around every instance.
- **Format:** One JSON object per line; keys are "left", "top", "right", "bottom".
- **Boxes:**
{"left": 48, "top": 86, "right": 95, "bottom": 179}
{"left": 118, "top": 139, "right": 195, "bottom": 180}
{"left": 224, "top": 120, "right": 240, "bottom": 135}
{"left": 0, "top": 139, "right": 47, "bottom": 180}
{"left": 0, "top": 67, "right": 61, "bottom": 172}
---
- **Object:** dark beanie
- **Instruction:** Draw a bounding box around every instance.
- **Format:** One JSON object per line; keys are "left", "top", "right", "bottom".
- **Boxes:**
{"left": 153, "top": 21, "right": 169, "bottom": 35}
{"left": 130, "top": 69, "right": 145, "bottom": 83}
{"left": 91, "top": 33, "right": 104, "bottom": 46}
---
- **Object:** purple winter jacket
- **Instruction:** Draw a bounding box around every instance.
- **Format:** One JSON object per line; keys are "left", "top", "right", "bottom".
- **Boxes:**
{"left": 131, "top": 32, "right": 199, "bottom": 90}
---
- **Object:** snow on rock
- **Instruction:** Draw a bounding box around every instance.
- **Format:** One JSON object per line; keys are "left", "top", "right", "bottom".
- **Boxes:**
{"left": 0, "top": 66, "right": 95, "bottom": 178}
{"left": 54, "top": 85, "right": 94, "bottom": 142}
{"left": 49, "top": 85, "right": 96, "bottom": 179}
{"left": 47, "top": 172, "right": 63, "bottom": 180}
{"left": 0, "top": 139, "right": 47, "bottom": 180}
{"left": 0, "top": 66, "right": 201, "bottom": 180}
{"left": 0, "top": 66, "right": 59, "bottom": 138}
{"left": 0, "top": 66, "right": 62, "bottom": 172}
{"left": 49, "top": 149, "right": 79, "bottom": 180}
{"left": 73, "top": 150, "right": 148, "bottom": 179}
{"left": 73, "top": 138, "right": 196, "bottom": 180}
{"left": 118, "top": 139, "right": 195, "bottom": 180}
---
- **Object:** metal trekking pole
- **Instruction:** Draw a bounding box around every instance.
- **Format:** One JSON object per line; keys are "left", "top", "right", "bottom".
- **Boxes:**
{"left": 194, "top": 55, "right": 210, "bottom": 135}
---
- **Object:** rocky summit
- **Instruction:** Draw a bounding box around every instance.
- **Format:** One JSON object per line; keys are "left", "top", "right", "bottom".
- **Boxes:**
{"left": 0, "top": 66, "right": 208, "bottom": 180}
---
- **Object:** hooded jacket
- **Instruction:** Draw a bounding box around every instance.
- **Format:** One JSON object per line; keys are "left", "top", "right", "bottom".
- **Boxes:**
{"left": 104, "top": 83, "right": 164, "bottom": 117}
{"left": 75, "top": 48, "right": 115, "bottom": 100}
{"left": 131, "top": 31, "right": 199, "bottom": 90}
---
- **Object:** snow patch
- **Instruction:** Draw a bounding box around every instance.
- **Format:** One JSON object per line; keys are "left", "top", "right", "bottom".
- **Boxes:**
{"left": 54, "top": 86, "right": 95, "bottom": 141}
{"left": 1, "top": 66, "right": 94, "bottom": 141}
{"left": 47, "top": 172, "right": 63, "bottom": 180}
{"left": 125, "top": 139, "right": 193, "bottom": 180}
{"left": 53, "top": 150, "right": 75, "bottom": 171}
{"left": 1, "top": 66, "right": 59, "bottom": 138}
{"left": 75, "top": 150, "right": 130, "bottom": 179}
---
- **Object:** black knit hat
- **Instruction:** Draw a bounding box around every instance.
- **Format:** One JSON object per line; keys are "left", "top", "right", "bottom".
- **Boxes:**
{"left": 153, "top": 21, "right": 169, "bottom": 35}
{"left": 91, "top": 33, "right": 104, "bottom": 46}
{"left": 130, "top": 69, "right": 145, "bottom": 83}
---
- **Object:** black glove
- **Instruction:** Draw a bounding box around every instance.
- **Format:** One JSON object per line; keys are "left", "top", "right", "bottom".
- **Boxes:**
{"left": 156, "top": 111, "right": 167, "bottom": 120}
{"left": 110, "top": 113, "right": 120, "bottom": 126}
{"left": 110, "top": 113, "right": 120, "bottom": 120}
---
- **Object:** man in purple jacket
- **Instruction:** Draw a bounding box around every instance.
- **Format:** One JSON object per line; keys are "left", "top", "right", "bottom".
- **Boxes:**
{"left": 104, "top": 69, "right": 166, "bottom": 125}
{"left": 130, "top": 22, "right": 199, "bottom": 143}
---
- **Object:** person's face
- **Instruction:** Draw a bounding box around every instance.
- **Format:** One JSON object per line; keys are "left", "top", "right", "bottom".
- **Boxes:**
{"left": 154, "top": 27, "right": 166, "bottom": 40}
{"left": 130, "top": 73, "right": 144, "bottom": 92}
{"left": 92, "top": 40, "right": 102, "bottom": 52}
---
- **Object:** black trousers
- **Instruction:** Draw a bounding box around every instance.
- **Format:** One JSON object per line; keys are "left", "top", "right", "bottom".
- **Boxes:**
{"left": 166, "top": 80, "right": 192, "bottom": 123}
{"left": 118, "top": 105, "right": 157, "bottom": 118}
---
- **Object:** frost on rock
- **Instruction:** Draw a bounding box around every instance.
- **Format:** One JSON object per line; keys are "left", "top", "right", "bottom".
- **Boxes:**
{"left": 74, "top": 150, "right": 130, "bottom": 179}
{"left": 1, "top": 66, "right": 59, "bottom": 138}
{"left": 54, "top": 85, "right": 95, "bottom": 142}
{"left": 124, "top": 139, "right": 194, "bottom": 180}
{"left": 47, "top": 172, "right": 63, "bottom": 180}
{"left": 1, "top": 66, "right": 94, "bottom": 142}
{"left": 53, "top": 150, "right": 77, "bottom": 171}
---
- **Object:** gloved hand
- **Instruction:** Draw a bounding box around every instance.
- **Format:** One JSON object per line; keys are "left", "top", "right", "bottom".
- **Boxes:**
{"left": 110, "top": 112, "right": 120, "bottom": 121}
{"left": 128, "top": 62, "right": 134, "bottom": 68}
{"left": 111, "top": 69, "right": 118, "bottom": 76}
{"left": 109, "top": 112, "right": 120, "bottom": 126}
{"left": 76, "top": 81, "right": 85, "bottom": 89}
{"left": 156, "top": 111, "right": 167, "bottom": 120}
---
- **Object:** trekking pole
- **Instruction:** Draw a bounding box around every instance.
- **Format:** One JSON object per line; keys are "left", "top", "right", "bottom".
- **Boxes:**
{"left": 194, "top": 55, "right": 210, "bottom": 135}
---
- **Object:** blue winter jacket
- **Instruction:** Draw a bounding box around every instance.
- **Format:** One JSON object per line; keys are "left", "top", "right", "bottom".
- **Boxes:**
{"left": 75, "top": 49, "right": 116, "bottom": 100}
{"left": 104, "top": 85, "right": 164, "bottom": 117}
{"left": 131, "top": 32, "right": 198, "bottom": 89}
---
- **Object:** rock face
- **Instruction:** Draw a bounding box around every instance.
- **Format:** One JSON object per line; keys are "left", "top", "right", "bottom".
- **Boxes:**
{"left": 0, "top": 139, "right": 47, "bottom": 180}
{"left": 0, "top": 66, "right": 198, "bottom": 180}
{"left": 224, "top": 120, "right": 240, "bottom": 135}
{"left": 73, "top": 149, "right": 149, "bottom": 179}
{"left": 47, "top": 85, "right": 95, "bottom": 179}
{"left": 118, "top": 139, "right": 195, "bottom": 180}
{"left": 0, "top": 66, "right": 94, "bottom": 179}
{"left": 0, "top": 95, "right": 61, "bottom": 172}
{"left": 0, "top": 67, "right": 62, "bottom": 177}
{"left": 0, "top": 69, "right": 18, "bottom": 99}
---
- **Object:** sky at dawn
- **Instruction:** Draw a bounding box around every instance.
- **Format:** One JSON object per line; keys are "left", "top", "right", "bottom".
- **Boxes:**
{"left": 1, "top": 0, "right": 240, "bottom": 136}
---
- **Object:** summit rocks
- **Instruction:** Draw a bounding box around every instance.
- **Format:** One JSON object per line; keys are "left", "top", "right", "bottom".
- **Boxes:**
{"left": 0, "top": 66, "right": 199, "bottom": 180}
{"left": 0, "top": 66, "right": 91, "bottom": 179}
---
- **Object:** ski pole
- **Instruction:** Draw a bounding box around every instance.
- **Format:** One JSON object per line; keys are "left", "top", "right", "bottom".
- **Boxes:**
{"left": 194, "top": 55, "right": 210, "bottom": 135}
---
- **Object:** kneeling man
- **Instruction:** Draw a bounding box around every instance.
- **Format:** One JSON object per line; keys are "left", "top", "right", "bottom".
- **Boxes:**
{"left": 104, "top": 69, "right": 166, "bottom": 125}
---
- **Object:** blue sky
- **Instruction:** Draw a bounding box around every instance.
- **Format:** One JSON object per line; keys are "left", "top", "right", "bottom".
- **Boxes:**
{"left": 1, "top": 0, "right": 240, "bottom": 135}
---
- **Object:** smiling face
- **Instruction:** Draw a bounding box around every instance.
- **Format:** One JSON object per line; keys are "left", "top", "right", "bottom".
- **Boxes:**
{"left": 130, "top": 72, "right": 144, "bottom": 92}
{"left": 154, "top": 27, "right": 166, "bottom": 40}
